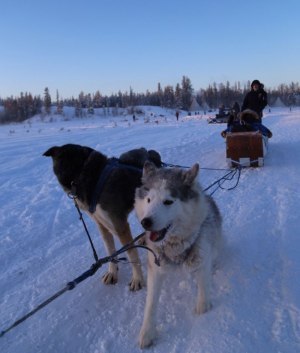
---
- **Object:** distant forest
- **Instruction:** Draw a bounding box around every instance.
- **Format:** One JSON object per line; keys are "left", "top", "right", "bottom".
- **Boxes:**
{"left": 1, "top": 76, "right": 300, "bottom": 123}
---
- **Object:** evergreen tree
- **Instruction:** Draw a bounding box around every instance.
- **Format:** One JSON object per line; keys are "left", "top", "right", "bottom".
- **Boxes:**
{"left": 56, "top": 89, "right": 64, "bottom": 114}
{"left": 163, "top": 85, "right": 175, "bottom": 108}
{"left": 129, "top": 87, "right": 135, "bottom": 106}
{"left": 181, "top": 76, "right": 193, "bottom": 111}
{"left": 93, "top": 90, "right": 102, "bottom": 108}
{"left": 44, "top": 87, "right": 51, "bottom": 114}
{"left": 117, "top": 90, "right": 124, "bottom": 108}
{"left": 174, "top": 83, "right": 182, "bottom": 109}
{"left": 78, "top": 91, "right": 86, "bottom": 108}
{"left": 157, "top": 82, "right": 163, "bottom": 106}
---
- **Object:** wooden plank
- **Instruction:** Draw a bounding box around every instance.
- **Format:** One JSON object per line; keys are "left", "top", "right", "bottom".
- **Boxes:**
{"left": 226, "top": 131, "right": 265, "bottom": 167}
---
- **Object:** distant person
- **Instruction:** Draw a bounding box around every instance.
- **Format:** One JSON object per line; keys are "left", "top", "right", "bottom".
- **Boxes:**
{"left": 226, "top": 102, "right": 241, "bottom": 127}
{"left": 220, "top": 102, "right": 240, "bottom": 135}
{"left": 241, "top": 80, "right": 268, "bottom": 123}
{"left": 232, "top": 101, "right": 240, "bottom": 115}
{"left": 175, "top": 111, "right": 179, "bottom": 121}
{"left": 219, "top": 104, "right": 225, "bottom": 116}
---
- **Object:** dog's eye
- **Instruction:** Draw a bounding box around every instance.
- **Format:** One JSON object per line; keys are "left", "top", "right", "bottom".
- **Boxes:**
{"left": 147, "top": 198, "right": 151, "bottom": 203}
{"left": 163, "top": 199, "right": 173, "bottom": 206}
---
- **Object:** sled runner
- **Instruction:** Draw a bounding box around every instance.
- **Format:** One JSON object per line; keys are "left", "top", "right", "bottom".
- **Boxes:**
{"left": 226, "top": 131, "right": 268, "bottom": 167}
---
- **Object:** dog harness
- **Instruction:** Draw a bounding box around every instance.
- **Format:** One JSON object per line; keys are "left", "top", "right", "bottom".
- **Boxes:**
{"left": 89, "top": 157, "right": 143, "bottom": 213}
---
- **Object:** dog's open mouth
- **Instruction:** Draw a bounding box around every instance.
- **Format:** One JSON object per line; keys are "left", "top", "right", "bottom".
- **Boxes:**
{"left": 149, "top": 224, "right": 171, "bottom": 242}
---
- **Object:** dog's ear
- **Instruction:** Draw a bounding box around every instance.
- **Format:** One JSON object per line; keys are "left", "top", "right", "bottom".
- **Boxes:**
{"left": 147, "top": 150, "right": 162, "bottom": 168}
{"left": 143, "top": 161, "right": 157, "bottom": 178}
{"left": 183, "top": 163, "right": 199, "bottom": 185}
{"left": 43, "top": 146, "right": 59, "bottom": 158}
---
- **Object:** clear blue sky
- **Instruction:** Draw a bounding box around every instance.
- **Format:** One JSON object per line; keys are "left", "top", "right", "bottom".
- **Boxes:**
{"left": 1, "top": 0, "right": 299, "bottom": 99}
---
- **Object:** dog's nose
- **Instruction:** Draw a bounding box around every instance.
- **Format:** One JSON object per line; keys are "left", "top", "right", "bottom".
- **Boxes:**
{"left": 141, "top": 217, "right": 152, "bottom": 230}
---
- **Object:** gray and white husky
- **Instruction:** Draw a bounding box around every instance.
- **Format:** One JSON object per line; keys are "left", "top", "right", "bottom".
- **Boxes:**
{"left": 135, "top": 161, "right": 223, "bottom": 348}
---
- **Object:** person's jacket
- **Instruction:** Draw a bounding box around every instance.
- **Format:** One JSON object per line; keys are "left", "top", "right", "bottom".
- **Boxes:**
{"left": 242, "top": 88, "right": 268, "bottom": 119}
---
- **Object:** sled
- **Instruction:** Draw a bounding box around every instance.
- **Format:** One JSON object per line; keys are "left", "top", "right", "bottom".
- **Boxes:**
{"left": 226, "top": 131, "right": 268, "bottom": 167}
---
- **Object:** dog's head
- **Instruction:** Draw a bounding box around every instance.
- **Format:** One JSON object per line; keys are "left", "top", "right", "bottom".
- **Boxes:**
{"left": 135, "top": 161, "right": 200, "bottom": 243}
{"left": 43, "top": 144, "right": 94, "bottom": 191}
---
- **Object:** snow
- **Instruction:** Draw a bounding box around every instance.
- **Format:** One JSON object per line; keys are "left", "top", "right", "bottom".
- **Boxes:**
{"left": 1, "top": 106, "right": 300, "bottom": 353}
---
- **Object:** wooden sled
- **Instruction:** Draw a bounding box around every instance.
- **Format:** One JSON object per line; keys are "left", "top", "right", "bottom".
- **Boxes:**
{"left": 226, "top": 131, "right": 268, "bottom": 167}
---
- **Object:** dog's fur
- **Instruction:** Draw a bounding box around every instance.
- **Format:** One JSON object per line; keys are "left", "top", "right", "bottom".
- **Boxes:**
{"left": 135, "top": 162, "right": 222, "bottom": 348}
{"left": 43, "top": 144, "right": 161, "bottom": 291}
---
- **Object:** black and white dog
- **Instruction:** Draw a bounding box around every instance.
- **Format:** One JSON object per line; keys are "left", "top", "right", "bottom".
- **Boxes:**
{"left": 44, "top": 144, "right": 161, "bottom": 291}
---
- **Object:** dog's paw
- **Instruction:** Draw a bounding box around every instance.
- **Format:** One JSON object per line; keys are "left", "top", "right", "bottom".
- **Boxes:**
{"left": 102, "top": 271, "right": 118, "bottom": 285}
{"left": 129, "top": 277, "right": 144, "bottom": 291}
{"left": 139, "top": 327, "right": 155, "bottom": 349}
{"left": 195, "top": 300, "right": 212, "bottom": 315}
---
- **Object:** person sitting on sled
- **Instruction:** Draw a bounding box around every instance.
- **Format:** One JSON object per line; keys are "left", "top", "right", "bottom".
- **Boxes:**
{"left": 221, "top": 80, "right": 272, "bottom": 138}
{"left": 221, "top": 109, "right": 272, "bottom": 138}
{"left": 224, "top": 102, "right": 240, "bottom": 129}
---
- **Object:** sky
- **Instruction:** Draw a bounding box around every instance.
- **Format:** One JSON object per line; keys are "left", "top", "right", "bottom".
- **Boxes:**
{"left": 1, "top": 0, "right": 300, "bottom": 99}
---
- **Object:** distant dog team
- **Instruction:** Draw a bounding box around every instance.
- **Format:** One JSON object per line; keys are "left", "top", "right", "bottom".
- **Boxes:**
{"left": 44, "top": 144, "right": 222, "bottom": 348}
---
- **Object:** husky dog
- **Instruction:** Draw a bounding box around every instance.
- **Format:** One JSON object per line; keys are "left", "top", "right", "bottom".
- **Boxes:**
{"left": 135, "top": 162, "right": 222, "bottom": 348}
{"left": 44, "top": 144, "right": 161, "bottom": 291}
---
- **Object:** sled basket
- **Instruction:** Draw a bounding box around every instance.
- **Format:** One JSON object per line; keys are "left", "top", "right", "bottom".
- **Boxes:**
{"left": 226, "top": 131, "right": 268, "bottom": 167}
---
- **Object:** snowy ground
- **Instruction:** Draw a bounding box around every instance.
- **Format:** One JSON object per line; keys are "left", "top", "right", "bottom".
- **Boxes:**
{"left": 0, "top": 107, "right": 300, "bottom": 353}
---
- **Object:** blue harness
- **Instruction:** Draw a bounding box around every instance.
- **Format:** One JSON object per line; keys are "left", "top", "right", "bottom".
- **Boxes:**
{"left": 89, "top": 157, "right": 143, "bottom": 213}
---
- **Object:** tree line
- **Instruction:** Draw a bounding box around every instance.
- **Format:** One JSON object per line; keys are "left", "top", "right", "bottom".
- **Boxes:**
{"left": 1, "top": 77, "right": 299, "bottom": 123}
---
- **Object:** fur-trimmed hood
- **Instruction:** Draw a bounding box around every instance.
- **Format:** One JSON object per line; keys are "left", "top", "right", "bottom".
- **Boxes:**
{"left": 239, "top": 109, "right": 259, "bottom": 124}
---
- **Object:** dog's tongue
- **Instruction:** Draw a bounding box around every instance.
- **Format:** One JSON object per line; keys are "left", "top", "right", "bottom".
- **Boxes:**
{"left": 150, "top": 231, "right": 159, "bottom": 242}
{"left": 149, "top": 228, "right": 168, "bottom": 242}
